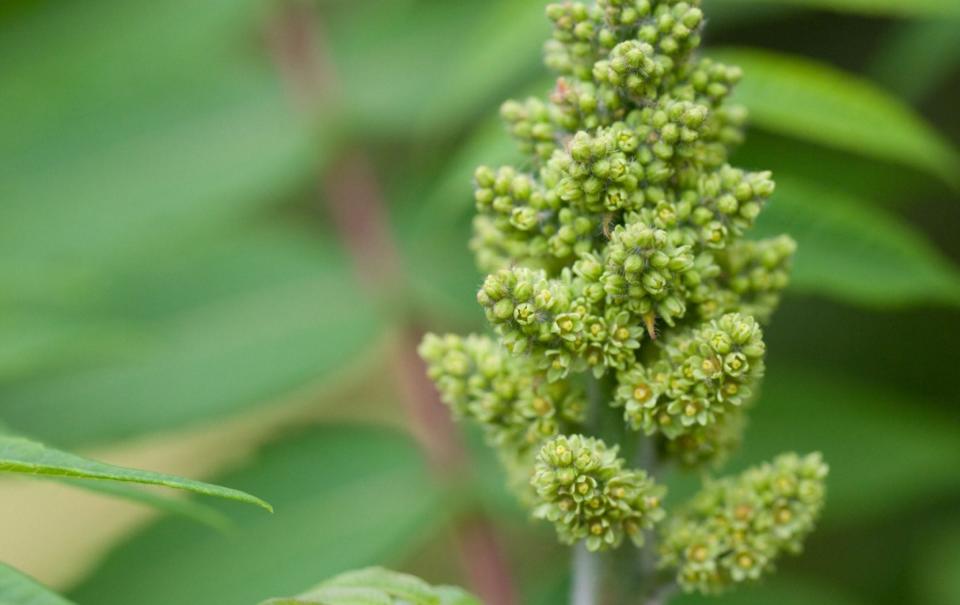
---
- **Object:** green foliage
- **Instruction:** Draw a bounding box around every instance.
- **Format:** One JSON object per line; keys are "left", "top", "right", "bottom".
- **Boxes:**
{"left": 0, "top": 429, "right": 271, "bottom": 511}
{"left": 756, "top": 178, "right": 960, "bottom": 307}
{"left": 0, "top": 229, "right": 381, "bottom": 448}
{"left": 869, "top": 18, "right": 960, "bottom": 102}
{"left": 68, "top": 427, "right": 444, "bottom": 605}
{"left": 713, "top": 48, "right": 960, "bottom": 186}
{"left": 260, "top": 567, "right": 481, "bottom": 605}
{"left": 714, "top": 0, "right": 960, "bottom": 17}
{"left": 1, "top": 0, "right": 957, "bottom": 604}
{"left": 741, "top": 370, "right": 960, "bottom": 524}
{"left": 0, "top": 564, "right": 74, "bottom": 605}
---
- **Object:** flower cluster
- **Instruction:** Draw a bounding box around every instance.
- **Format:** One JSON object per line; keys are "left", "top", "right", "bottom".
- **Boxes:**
{"left": 532, "top": 435, "right": 665, "bottom": 551}
{"left": 659, "top": 453, "right": 829, "bottom": 593}
{"left": 706, "top": 235, "right": 797, "bottom": 323}
{"left": 613, "top": 313, "right": 765, "bottom": 439}
{"left": 419, "top": 333, "right": 586, "bottom": 455}
{"left": 420, "top": 0, "right": 825, "bottom": 584}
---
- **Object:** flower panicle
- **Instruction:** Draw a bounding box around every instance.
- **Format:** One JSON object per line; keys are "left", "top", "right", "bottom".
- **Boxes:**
{"left": 659, "top": 452, "right": 829, "bottom": 594}
{"left": 416, "top": 0, "right": 826, "bottom": 576}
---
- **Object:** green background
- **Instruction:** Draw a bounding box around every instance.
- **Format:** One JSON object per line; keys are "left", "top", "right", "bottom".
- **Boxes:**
{"left": 0, "top": 0, "right": 958, "bottom": 603}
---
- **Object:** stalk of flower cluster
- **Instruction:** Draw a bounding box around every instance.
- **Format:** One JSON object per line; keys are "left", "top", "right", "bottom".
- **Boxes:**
{"left": 571, "top": 375, "right": 604, "bottom": 605}
{"left": 572, "top": 541, "right": 601, "bottom": 605}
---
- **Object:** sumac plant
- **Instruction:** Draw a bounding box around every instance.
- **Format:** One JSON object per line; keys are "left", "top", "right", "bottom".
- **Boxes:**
{"left": 419, "top": 1, "right": 828, "bottom": 603}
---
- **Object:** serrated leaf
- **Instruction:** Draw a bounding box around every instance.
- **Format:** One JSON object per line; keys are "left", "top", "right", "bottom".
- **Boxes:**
{"left": 714, "top": 0, "right": 960, "bottom": 17}
{"left": 320, "top": 568, "right": 439, "bottom": 604}
{"left": 265, "top": 586, "right": 393, "bottom": 605}
{"left": 0, "top": 432, "right": 271, "bottom": 512}
{"left": 433, "top": 586, "right": 483, "bottom": 605}
{"left": 0, "top": 563, "right": 75, "bottom": 605}
{"left": 262, "top": 568, "right": 482, "bottom": 605}
{"left": 712, "top": 48, "right": 960, "bottom": 186}
{"left": 69, "top": 426, "right": 446, "bottom": 605}
{"left": 754, "top": 176, "right": 960, "bottom": 307}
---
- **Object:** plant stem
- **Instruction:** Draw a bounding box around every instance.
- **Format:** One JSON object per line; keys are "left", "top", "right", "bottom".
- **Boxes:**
{"left": 572, "top": 542, "right": 601, "bottom": 605}
{"left": 635, "top": 434, "right": 668, "bottom": 605}
{"left": 572, "top": 374, "right": 608, "bottom": 605}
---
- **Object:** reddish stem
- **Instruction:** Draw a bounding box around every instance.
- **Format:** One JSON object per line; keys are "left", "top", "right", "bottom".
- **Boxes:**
{"left": 265, "top": 5, "right": 518, "bottom": 603}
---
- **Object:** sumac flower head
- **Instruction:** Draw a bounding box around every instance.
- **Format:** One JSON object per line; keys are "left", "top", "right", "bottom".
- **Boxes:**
{"left": 420, "top": 0, "right": 826, "bottom": 595}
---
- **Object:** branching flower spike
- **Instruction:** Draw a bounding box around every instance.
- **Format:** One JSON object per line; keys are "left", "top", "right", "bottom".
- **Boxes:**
{"left": 420, "top": 1, "right": 828, "bottom": 602}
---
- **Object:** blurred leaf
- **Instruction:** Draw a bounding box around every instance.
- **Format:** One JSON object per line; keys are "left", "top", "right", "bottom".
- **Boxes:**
{"left": 327, "top": 0, "right": 547, "bottom": 137}
{"left": 712, "top": 48, "right": 960, "bottom": 186}
{"left": 0, "top": 0, "right": 348, "bottom": 447}
{"left": 869, "top": 18, "right": 960, "bottom": 102}
{"left": 732, "top": 132, "right": 921, "bottom": 207}
{"left": 325, "top": 0, "right": 799, "bottom": 138}
{"left": 707, "top": 2, "right": 800, "bottom": 27}
{"left": 755, "top": 177, "right": 960, "bottom": 307}
{"left": 0, "top": 227, "right": 382, "bottom": 448}
{"left": 917, "top": 523, "right": 960, "bottom": 605}
{"left": 262, "top": 567, "right": 481, "bottom": 605}
{"left": 0, "top": 313, "right": 134, "bottom": 383}
{"left": 0, "top": 430, "right": 271, "bottom": 511}
{"left": 738, "top": 369, "right": 960, "bottom": 524}
{"left": 0, "top": 563, "right": 74, "bottom": 605}
{"left": 69, "top": 425, "right": 446, "bottom": 605}
{"left": 713, "top": 0, "right": 960, "bottom": 17}
{"left": 394, "top": 117, "right": 518, "bottom": 324}
{"left": 0, "top": 0, "right": 315, "bottom": 280}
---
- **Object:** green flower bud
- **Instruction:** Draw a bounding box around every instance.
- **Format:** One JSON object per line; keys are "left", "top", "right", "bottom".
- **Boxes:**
{"left": 659, "top": 453, "right": 829, "bottom": 594}
{"left": 532, "top": 434, "right": 666, "bottom": 551}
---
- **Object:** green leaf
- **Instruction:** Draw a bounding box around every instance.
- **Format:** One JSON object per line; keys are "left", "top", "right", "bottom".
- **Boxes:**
{"left": 732, "top": 131, "right": 925, "bottom": 207}
{"left": 869, "top": 18, "right": 960, "bottom": 102}
{"left": 433, "top": 586, "right": 483, "bottom": 605}
{"left": 262, "top": 568, "right": 482, "bottom": 605}
{"left": 917, "top": 523, "right": 960, "bottom": 605}
{"left": 713, "top": 0, "right": 960, "bottom": 17}
{"left": 0, "top": 0, "right": 371, "bottom": 449}
{"left": 711, "top": 48, "right": 960, "bottom": 186}
{"left": 754, "top": 176, "right": 960, "bottom": 307}
{"left": 0, "top": 431, "right": 271, "bottom": 511}
{"left": 0, "top": 563, "right": 75, "bottom": 605}
{"left": 395, "top": 116, "right": 517, "bottom": 324}
{"left": 0, "top": 0, "right": 315, "bottom": 281}
{"left": 318, "top": 568, "right": 441, "bottom": 604}
{"left": 61, "top": 480, "right": 231, "bottom": 530}
{"left": 0, "top": 227, "right": 381, "bottom": 448}
{"left": 327, "top": 0, "right": 547, "bottom": 137}
{"left": 739, "top": 369, "right": 960, "bottom": 524}
{"left": 69, "top": 426, "right": 447, "bottom": 605}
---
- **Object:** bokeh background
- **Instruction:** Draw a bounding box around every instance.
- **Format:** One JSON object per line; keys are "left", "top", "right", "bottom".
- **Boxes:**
{"left": 1, "top": 0, "right": 959, "bottom": 603}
